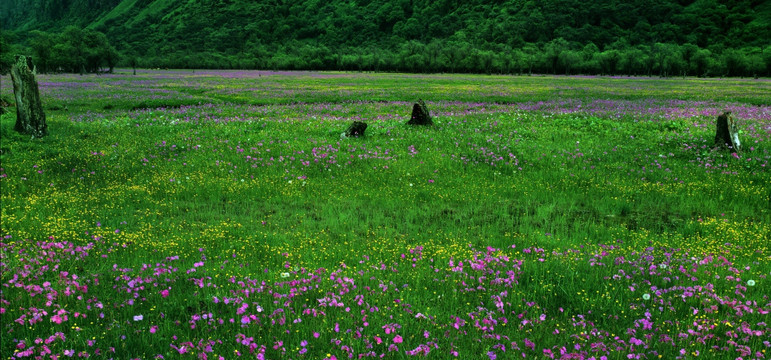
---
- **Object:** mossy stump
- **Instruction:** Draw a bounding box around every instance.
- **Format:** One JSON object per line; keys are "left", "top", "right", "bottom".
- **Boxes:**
{"left": 10, "top": 55, "right": 48, "bottom": 138}
{"left": 714, "top": 111, "right": 740, "bottom": 151}
{"left": 407, "top": 99, "right": 432, "bottom": 126}
{"left": 344, "top": 121, "right": 368, "bottom": 137}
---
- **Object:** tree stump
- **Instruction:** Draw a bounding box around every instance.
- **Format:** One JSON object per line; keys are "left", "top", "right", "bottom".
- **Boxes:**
{"left": 11, "top": 55, "right": 47, "bottom": 138}
{"left": 714, "top": 111, "right": 740, "bottom": 151}
{"left": 344, "top": 121, "right": 367, "bottom": 137}
{"left": 407, "top": 99, "right": 433, "bottom": 126}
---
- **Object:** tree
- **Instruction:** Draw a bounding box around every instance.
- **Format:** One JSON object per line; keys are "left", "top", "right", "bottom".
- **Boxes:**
{"left": 24, "top": 27, "right": 119, "bottom": 74}
{"left": 83, "top": 30, "right": 111, "bottom": 73}
{"left": 508, "top": 49, "right": 524, "bottom": 75}
{"left": 652, "top": 43, "right": 674, "bottom": 77}
{"left": 104, "top": 45, "right": 120, "bottom": 73}
{"left": 426, "top": 39, "right": 442, "bottom": 72}
{"left": 580, "top": 44, "right": 601, "bottom": 75}
{"left": 544, "top": 38, "right": 569, "bottom": 74}
{"left": 680, "top": 43, "right": 699, "bottom": 75}
{"left": 746, "top": 52, "right": 764, "bottom": 78}
{"left": 619, "top": 47, "right": 649, "bottom": 76}
{"left": 690, "top": 49, "right": 712, "bottom": 77}
{"left": 0, "top": 31, "right": 22, "bottom": 75}
{"left": 441, "top": 42, "right": 466, "bottom": 74}
{"left": 762, "top": 47, "right": 771, "bottom": 77}
{"left": 29, "top": 30, "right": 54, "bottom": 73}
{"left": 599, "top": 50, "right": 620, "bottom": 75}
{"left": 62, "top": 26, "right": 86, "bottom": 74}
{"left": 558, "top": 50, "right": 581, "bottom": 75}
{"left": 128, "top": 55, "right": 138, "bottom": 75}
{"left": 521, "top": 43, "right": 538, "bottom": 75}
{"left": 657, "top": 44, "right": 686, "bottom": 77}
{"left": 723, "top": 49, "right": 748, "bottom": 77}
{"left": 399, "top": 40, "right": 426, "bottom": 72}
{"left": 582, "top": 43, "right": 599, "bottom": 61}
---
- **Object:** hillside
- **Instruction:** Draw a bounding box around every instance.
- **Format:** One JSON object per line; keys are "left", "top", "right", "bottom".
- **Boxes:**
{"left": 1, "top": 0, "right": 770, "bottom": 75}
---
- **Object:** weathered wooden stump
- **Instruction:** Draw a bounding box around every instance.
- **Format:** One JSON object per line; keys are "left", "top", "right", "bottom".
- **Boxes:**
{"left": 407, "top": 99, "right": 433, "bottom": 126}
{"left": 10, "top": 55, "right": 47, "bottom": 138}
{"left": 714, "top": 111, "right": 740, "bottom": 151}
{"left": 344, "top": 121, "right": 367, "bottom": 137}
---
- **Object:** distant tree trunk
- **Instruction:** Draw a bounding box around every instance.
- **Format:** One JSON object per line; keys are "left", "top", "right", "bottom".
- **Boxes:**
{"left": 714, "top": 111, "right": 740, "bottom": 151}
{"left": 11, "top": 55, "right": 48, "bottom": 138}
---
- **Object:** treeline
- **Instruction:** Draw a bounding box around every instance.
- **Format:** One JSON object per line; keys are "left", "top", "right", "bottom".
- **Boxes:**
{"left": 135, "top": 40, "right": 770, "bottom": 78}
{"left": 0, "top": 27, "right": 118, "bottom": 74}
{"left": 5, "top": 0, "right": 768, "bottom": 50}
{"left": 4, "top": 29, "right": 769, "bottom": 78}
{"left": 1, "top": 0, "right": 769, "bottom": 76}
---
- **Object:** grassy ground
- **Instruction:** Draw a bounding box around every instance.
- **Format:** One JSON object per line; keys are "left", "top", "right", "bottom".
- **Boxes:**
{"left": 1, "top": 70, "right": 769, "bottom": 359}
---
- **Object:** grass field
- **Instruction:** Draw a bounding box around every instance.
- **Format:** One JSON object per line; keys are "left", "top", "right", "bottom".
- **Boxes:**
{"left": 1, "top": 70, "right": 769, "bottom": 359}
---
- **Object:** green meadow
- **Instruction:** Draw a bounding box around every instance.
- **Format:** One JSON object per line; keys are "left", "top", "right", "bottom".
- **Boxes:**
{"left": 0, "top": 71, "right": 769, "bottom": 359}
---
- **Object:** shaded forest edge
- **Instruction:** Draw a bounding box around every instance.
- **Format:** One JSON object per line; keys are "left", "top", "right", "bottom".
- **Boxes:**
{"left": 0, "top": 0, "right": 769, "bottom": 77}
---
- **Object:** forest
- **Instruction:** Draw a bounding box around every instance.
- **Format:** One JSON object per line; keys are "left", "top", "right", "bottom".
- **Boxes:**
{"left": 1, "top": 0, "right": 770, "bottom": 76}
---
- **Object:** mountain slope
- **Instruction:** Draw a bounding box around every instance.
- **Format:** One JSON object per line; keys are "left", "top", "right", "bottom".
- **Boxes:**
{"left": 1, "top": 0, "right": 769, "bottom": 75}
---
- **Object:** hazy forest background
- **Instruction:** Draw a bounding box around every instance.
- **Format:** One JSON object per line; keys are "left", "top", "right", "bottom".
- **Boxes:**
{"left": 1, "top": 0, "right": 770, "bottom": 76}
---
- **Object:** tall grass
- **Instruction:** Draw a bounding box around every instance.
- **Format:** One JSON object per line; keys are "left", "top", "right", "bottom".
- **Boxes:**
{"left": 0, "top": 70, "right": 769, "bottom": 359}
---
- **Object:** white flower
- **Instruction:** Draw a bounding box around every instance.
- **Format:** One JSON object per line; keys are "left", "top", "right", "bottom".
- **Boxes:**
{"left": 409, "top": 183, "right": 413, "bottom": 187}
{"left": 642, "top": 293, "right": 651, "bottom": 300}
{"left": 280, "top": 272, "right": 290, "bottom": 278}
{"left": 747, "top": 280, "right": 756, "bottom": 287}
{"left": 133, "top": 315, "right": 144, "bottom": 321}
{"left": 659, "top": 264, "right": 667, "bottom": 269}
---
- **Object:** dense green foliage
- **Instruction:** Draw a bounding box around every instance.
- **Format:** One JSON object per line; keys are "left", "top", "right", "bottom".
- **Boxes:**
{"left": 1, "top": 0, "right": 770, "bottom": 75}
{"left": 30, "top": 27, "right": 117, "bottom": 74}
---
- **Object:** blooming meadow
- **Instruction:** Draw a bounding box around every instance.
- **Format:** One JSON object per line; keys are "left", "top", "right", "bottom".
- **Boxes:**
{"left": 0, "top": 71, "right": 769, "bottom": 359}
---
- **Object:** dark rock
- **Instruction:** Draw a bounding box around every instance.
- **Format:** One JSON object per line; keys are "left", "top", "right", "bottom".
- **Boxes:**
{"left": 344, "top": 121, "right": 368, "bottom": 137}
{"left": 407, "top": 99, "right": 432, "bottom": 126}
{"left": 714, "top": 111, "right": 740, "bottom": 151}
